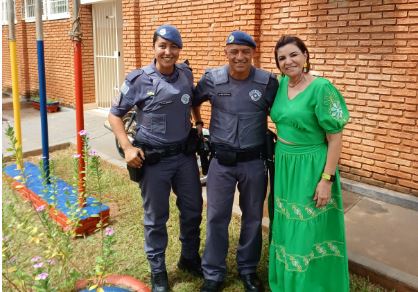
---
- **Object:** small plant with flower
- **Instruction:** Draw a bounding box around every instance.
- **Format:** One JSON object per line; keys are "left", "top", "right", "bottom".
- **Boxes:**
{"left": 2, "top": 126, "right": 116, "bottom": 291}
{"left": 2, "top": 125, "right": 82, "bottom": 290}
{"left": 77, "top": 130, "right": 117, "bottom": 290}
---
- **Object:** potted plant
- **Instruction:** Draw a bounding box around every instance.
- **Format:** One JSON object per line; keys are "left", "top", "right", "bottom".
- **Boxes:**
{"left": 30, "top": 96, "right": 60, "bottom": 113}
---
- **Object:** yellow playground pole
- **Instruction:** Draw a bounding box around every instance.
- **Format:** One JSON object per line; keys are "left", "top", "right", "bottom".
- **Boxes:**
{"left": 8, "top": 0, "right": 23, "bottom": 168}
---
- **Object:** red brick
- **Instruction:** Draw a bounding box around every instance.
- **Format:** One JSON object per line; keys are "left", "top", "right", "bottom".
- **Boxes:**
{"left": 375, "top": 161, "right": 399, "bottom": 171}
{"left": 398, "top": 179, "right": 418, "bottom": 190}
{"left": 360, "top": 177, "right": 387, "bottom": 188}
{"left": 351, "top": 168, "right": 373, "bottom": 178}
{"left": 396, "top": 4, "right": 418, "bottom": 10}
{"left": 372, "top": 173, "right": 397, "bottom": 184}
{"left": 340, "top": 159, "right": 362, "bottom": 169}
{"left": 402, "top": 125, "right": 418, "bottom": 133}
{"left": 387, "top": 169, "right": 412, "bottom": 180}
{"left": 363, "top": 165, "right": 385, "bottom": 175}
{"left": 405, "top": 97, "right": 418, "bottom": 105}
{"left": 375, "top": 147, "right": 400, "bottom": 157}
{"left": 372, "top": 4, "right": 396, "bottom": 11}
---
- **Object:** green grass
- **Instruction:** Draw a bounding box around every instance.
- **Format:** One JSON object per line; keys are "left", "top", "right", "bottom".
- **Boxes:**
{"left": 2, "top": 147, "right": 388, "bottom": 291}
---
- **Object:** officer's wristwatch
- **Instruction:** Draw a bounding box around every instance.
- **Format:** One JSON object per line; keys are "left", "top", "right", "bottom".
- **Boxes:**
{"left": 321, "top": 172, "right": 335, "bottom": 182}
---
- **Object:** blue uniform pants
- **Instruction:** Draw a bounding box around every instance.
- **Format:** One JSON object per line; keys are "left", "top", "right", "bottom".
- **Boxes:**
{"left": 139, "top": 153, "right": 202, "bottom": 273}
{"left": 202, "top": 158, "right": 267, "bottom": 282}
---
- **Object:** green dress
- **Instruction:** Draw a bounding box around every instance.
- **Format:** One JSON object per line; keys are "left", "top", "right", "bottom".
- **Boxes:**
{"left": 269, "top": 76, "right": 350, "bottom": 292}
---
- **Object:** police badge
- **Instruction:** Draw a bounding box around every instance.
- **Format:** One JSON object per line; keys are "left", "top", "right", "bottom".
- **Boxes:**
{"left": 249, "top": 89, "right": 262, "bottom": 102}
{"left": 181, "top": 94, "right": 191, "bottom": 104}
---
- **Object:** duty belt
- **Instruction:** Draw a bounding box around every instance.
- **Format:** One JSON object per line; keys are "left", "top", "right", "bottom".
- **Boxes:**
{"left": 212, "top": 144, "right": 265, "bottom": 163}
{"left": 235, "top": 150, "right": 265, "bottom": 162}
{"left": 136, "top": 142, "right": 185, "bottom": 158}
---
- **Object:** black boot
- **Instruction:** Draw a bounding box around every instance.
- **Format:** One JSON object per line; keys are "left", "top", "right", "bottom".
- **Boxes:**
{"left": 200, "top": 279, "right": 223, "bottom": 292}
{"left": 239, "top": 273, "right": 263, "bottom": 292}
{"left": 151, "top": 271, "right": 169, "bottom": 292}
{"left": 177, "top": 255, "right": 203, "bottom": 277}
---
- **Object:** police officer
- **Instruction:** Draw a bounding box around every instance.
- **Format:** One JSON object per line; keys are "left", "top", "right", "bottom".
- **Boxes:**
{"left": 108, "top": 25, "right": 203, "bottom": 292}
{"left": 192, "top": 31, "right": 279, "bottom": 292}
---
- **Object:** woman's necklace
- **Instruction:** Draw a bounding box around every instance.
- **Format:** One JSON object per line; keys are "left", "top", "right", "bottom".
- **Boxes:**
{"left": 288, "top": 74, "right": 305, "bottom": 88}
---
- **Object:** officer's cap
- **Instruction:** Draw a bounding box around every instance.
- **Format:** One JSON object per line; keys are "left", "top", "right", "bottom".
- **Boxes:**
{"left": 226, "top": 30, "right": 256, "bottom": 48}
{"left": 155, "top": 25, "right": 183, "bottom": 49}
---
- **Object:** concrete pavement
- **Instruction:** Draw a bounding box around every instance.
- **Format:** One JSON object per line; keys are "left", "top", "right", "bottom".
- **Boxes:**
{"left": 2, "top": 98, "right": 418, "bottom": 291}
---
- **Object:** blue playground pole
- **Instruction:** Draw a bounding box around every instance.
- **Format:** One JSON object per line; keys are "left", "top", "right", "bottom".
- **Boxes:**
{"left": 36, "top": 0, "right": 49, "bottom": 181}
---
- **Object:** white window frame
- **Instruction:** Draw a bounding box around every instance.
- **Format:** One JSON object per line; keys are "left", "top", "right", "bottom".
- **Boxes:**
{"left": 2, "top": 0, "right": 17, "bottom": 25}
{"left": 23, "top": 0, "right": 69, "bottom": 22}
{"left": 24, "top": 0, "right": 35, "bottom": 21}
{"left": 46, "top": 0, "right": 70, "bottom": 20}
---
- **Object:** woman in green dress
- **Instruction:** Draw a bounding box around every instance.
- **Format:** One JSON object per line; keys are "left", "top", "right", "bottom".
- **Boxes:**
{"left": 269, "top": 35, "right": 350, "bottom": 291}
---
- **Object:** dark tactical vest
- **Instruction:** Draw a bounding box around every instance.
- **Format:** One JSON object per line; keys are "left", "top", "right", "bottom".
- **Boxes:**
{"left": 133, "top": 63, "right": 193, "bottom": 146}
{"left": 209, "top": 66, "right": 271, "bottom": 149}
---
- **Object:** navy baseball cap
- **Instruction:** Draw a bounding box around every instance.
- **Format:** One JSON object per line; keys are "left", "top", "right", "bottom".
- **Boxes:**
{"left": 226, "top": 30, "right": 256, "bottom": 48}
{"left": 155, "top": 25, "right": 183, "bottom": 49}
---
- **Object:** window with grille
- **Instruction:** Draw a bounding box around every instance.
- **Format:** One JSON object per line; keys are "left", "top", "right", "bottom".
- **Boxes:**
{"left": 2, "top": 0, "right": 16, "bottom": 25}
{"left": 23, "top": 0, "right": 69, "bottom": 22}
{"left": 47, "top": 0, "right": 69, "bottom": 20}
{"left": 24, "top": 0, "right": 35, "bottom": 20}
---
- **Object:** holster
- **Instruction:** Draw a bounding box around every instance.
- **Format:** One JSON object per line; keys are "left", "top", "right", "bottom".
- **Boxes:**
{"left": 127, "top": 164, "right": 144, "bottom": 183}
{"left": 183, "top": 128, "right": 200, "bottom": 155}
{"left": 144, "top": 149, "right": 162, "bottom": 165}
{"left": 197, "top": 138, "right": 211, "bottom": 175}
{"left": 216, "top": 149, "right": 237, "bottom": 166}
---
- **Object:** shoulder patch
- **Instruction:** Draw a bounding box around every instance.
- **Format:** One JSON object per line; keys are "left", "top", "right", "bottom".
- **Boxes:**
{"left": 120, "top": 81, "right": 130, "bottom": 95}
{"left": 126, "top": 69, "right": 143, "bottom": 82}
{"left": 112, "top": 93, "right": 123, "bottom": 106}
{"left": 210, "top": 66, "right": 229, "bottom": 85}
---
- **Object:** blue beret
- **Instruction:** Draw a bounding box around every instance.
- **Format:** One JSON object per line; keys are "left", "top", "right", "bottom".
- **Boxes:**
{"left": 226, "top": 30, "right": 256, "bottom": 48}
{"left": 155, "top": 25, "right": 183, "bottom": 49}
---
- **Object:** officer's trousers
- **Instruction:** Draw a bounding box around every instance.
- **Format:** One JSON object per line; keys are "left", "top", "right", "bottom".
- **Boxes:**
{"left": 202, "top": 158, "right": 267, "bottom": 282}
{"left": 139, "top": 153, "right": 202, "bottom": 273}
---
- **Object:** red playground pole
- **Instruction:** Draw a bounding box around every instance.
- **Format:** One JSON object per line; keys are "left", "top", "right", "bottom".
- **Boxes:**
{"left": 71, "top": 0, "right": 85, "bottom": 206}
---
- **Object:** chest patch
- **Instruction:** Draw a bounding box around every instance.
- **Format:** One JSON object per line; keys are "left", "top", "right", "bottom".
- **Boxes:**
{"left": 218, "top": 92, "right": 232, "bottom": 97}
{"left": 181, "top": 94, "right": 191, "bottom": 104}
{"left": 249, "top": 89, "right": 262, "bottom": 102}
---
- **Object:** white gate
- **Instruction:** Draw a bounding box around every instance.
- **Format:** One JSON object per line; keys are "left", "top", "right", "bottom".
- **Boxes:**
{"left": 92, "top": 0, "right": 124, "bottom": 108}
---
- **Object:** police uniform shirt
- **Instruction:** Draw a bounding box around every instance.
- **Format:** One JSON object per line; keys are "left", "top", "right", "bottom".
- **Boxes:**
{"left": 110, "top": 60, "right": 194, "bottom": 146}
{"left": 193, "top": 66, "right": 279, "bottom": 149}
{"left": 193, "top": 66, "right": 277, "bottom": 109}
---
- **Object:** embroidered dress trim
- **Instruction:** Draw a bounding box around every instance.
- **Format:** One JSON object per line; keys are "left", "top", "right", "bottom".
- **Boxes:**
{"left": 271, "top": 240, "right": 345, "bottom": 272}
{"left": 323, "top": 87, "right": 348, "bottom": 122}
{"left": 275, "top": 197, "right": 344, "bottom": 221}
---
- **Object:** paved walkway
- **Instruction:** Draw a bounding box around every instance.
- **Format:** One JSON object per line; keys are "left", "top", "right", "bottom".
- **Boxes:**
{"left": 2, "top": 98, "right": 418, "bottom": 291}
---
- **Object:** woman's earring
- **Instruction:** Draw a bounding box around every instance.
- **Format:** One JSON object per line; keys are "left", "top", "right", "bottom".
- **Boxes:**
{"left": 303, "top": 62, "right": 308, "bottom": 73}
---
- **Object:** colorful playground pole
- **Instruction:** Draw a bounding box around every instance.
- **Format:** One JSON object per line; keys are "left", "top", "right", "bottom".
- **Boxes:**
{"left": 8, "top": 0, "right": 23, "bottom": 169}
{"left": 36, "top": 0, "right": 50, "bottom": 181}
{"left": 71, "top": 0, "right": 86, "bottom": 206}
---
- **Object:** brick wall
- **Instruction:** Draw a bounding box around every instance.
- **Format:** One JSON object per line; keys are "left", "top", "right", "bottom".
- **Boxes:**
{"left": 3, "top": 0, "right": 417, "bottom": 195}
{"left": 1, "top": 1, "right": 95, "bottom": 106}
{"left": 121, "top": 0, "right": 417, "bottom": 195}
{"left": 257, "top": 0, "right": 418, "bottom": 195}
